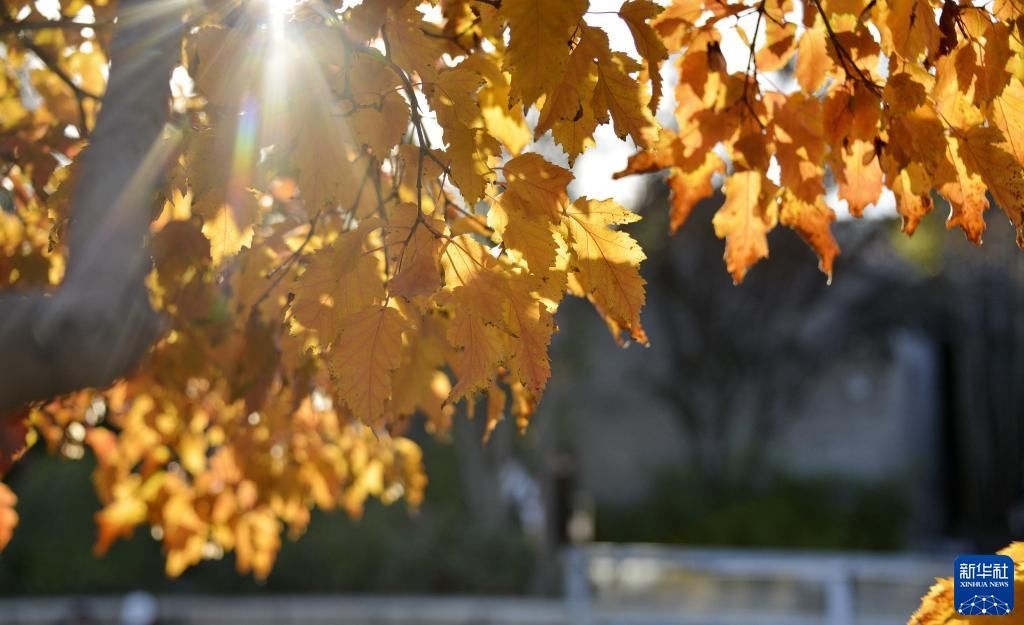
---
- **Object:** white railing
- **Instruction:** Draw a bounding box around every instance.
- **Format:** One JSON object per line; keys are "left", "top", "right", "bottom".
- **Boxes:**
{"left": 564, "top": 544, "right": 951, "bottom": 625}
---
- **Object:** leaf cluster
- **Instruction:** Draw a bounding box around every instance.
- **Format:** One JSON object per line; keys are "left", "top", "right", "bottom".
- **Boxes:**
{"left": 2, "top": 0, "right": 1024, "bottom": 578}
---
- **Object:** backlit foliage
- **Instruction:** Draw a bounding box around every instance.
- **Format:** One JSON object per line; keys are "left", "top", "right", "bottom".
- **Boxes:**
{"left": 1, "top": 0, "right": 1024, "bottom": 577}
{"left": 909, "top": 543, "right": 1024, "bottom": 624}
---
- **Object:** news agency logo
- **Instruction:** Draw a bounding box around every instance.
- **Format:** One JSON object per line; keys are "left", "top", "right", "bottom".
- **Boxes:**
{"left": 954, "top": 555, "right": 1015, "bottom": 616}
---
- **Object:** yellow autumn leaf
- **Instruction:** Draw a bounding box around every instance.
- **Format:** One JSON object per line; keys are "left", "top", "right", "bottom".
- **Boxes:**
{"left": 956, "top": 125, "right": 1024, "bottom": 245}
{"left": 756, "top": 19, "right": 797, "bottom": 72}
{"left": 667, "top": 151, "right": 725, "bottom": 233}
{"left": 387, "top": 203, "right": 445, "bottom": 299}
{"left": 447, "top": 284, "right": 509, "bottom": 401}
{"left": 531, "top": 27, "right": 603, "bottom": 163}
{"left": 488, "top": 199, "right": 560, "bottom": 275}
{"left": 386, "top": 3, "right": 443, "bottom": 81}
{"left": 795, "top": 24, "right": 831, "bottom": 92}
{"left": 504, "top": 273, "right": 556, "bottom": 394}
{"left": 836, "top": 139, "right": 884, "bottom": 217}
{"left": 891, "top": 163, "right": 935, "bottom": 236}
{"left": 291, "top": 103, "right": 357, "bottom": 213}
{"left": 351, "top": 93, "right": 410, "bottom": 158}
{"left": 595, "top": 45, "right": 658, "bottom": 148}
{"left": 501, "top": 0, "right": 588, "bottom": 108}
{"left": 778, "top": 190, "right": 840, "bottom": 279}
{"left": 713, "top": 171, "right": 777, "bottom": 283}
{"left": 201, "top": 202, "right": 254, "bottom": 265}
{"left": 564, "top": 196, "right": 647, "bottom": 345}
{"left": 990, "top": 78, "right": 1024, "bottom": 166}
{"left": 461, "top": 55, "right": 532, "bottom": 156}
{"left": 94, "top": 492, "right": 147, "bottom": 555}
{"left": 188, "top": 26, "right": 262, "bottom": 111}
{"left": 502, "top": 153, "right": 574, "bottom": 220}
{"left": 330, "top": 305, "right": 407, "bottom": 423}
{"left": 619, "top": 0, "right": 669, "bottom": 113}
{"left": 938, "top": 134, "right": 990, "bottom": 243}
{"left": 291, "top": 221, "right": 385, "bottom": 344}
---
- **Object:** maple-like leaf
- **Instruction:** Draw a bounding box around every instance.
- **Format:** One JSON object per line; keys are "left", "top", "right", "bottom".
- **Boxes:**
{"left": 886, "top": 0, "right": 941, "bottom": 61}
{"left": 667, "top": 152, "right": 725, "bottom": 233}
{"left": 535, "top": 26, "right": 602, "bottom": 162}
{"left": 440, "top": 235, "right": 510, "bottom": 398}
{"left": 501, "top": 153, "right": 574, "bottom": 220}
{"left": 95, "top": 494, "right": 147, "bottom": 556}
{"left": 594, "top": 46, "right": 658, "bottom": 148}
{"left": 891, "top": 163, "right": 935, "bottom": 236}
{"left": 390, "top": 315, "right": 452, "bottom": 432}
{"left": 713, "top": 171, "right": 777, "bottom": 283}
{"left": 291, "top": 103, "right": 357, "bottom": 213}
{"left": 565, "top": 197, "right": 647, "bottom": 345}
{"left": 291, "top": 221, "right": 385, "bottom": 344}
{"left": 770, "top": 92, "right": 827, "bottom": 202}
{"left": 352, "top": 93, "right": 410, "bottom": 158}
{"left": 504, "top": 273, "right": 556, "bottom": 394}
{"left": 427, "top": 68, "right": 500, "bottom": 205}
{"left": 756, "top": 19, "right": 797, "bottom": 72}
{"left": 990, "top": 79, "right": 1024, "bottom": 167}
{"left": 619, "top": 0, "right": 670, "bottom": 114}
{"left": 488, "top": 199, "right": 560, "bottom": 275}
{"left": 447, "top": 284, "right": 508, "bottom": 400}
{"left": 779, "top": 191, "right": 840, "bottom": 278}
{"left": 460, "top": 54, "right": 532, "bottom": 156}
{"left": 939, "top": 135, "right": 990, "bottom": 243}
{"left": 501, "top": 0, "right": 588, "bottom": 109}
{"left": 835, "top": 140, "right": 883, "bottom": 217}
{"left": 330, "top": 305, "right": 407, "bottom": 423}
{"left": 188, "top": 27, "right": 261, "bottom": 111}
{"left": 795, "top": 25, "right": 831, "bottom": 92}
{"left": 387, "top": 203, "right": 445, "bottom": 299}
{"left": 202, "top": 203, "right": 254, "bottom": 265}
{"left": 883, "top": 72, "right": 928, "bottom": 116}
{"left": 957, "top": 126, "right": 1024, "bottom": 245}
{"left": 975, "top": 21, "right": 1012, "bottom": 102}
{"left": 386, "top": 3, "right": 443, "bottom": 81}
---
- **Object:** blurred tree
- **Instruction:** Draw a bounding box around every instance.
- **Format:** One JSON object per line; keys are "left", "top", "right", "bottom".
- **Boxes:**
{"left": 644, "top": 196, "right": 917, "bottom": 485}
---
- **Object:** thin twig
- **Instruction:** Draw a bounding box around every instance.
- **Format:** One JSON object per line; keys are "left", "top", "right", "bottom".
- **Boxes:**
{"left": 0, "top": 4, "right": 101, "bottom": 135}
{"left": 252, "top": 210, "right": 323, "bottom": 313}
{"left": 810, "top": 0, "right": 882, "bottom": 95}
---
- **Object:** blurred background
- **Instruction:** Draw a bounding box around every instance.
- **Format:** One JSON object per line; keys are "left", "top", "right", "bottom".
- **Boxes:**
{"left": 3, "top": 178, "right": 1023, "bottom": 624}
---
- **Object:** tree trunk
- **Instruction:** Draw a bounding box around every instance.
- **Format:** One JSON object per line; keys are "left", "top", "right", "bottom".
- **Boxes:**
{"left": 0, "top": 0, "right": 183, "bottom": 414}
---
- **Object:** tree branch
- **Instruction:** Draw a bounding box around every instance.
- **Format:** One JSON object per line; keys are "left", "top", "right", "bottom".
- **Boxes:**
{"left": 0, "top": 0, "right": 184, "bottom": 415}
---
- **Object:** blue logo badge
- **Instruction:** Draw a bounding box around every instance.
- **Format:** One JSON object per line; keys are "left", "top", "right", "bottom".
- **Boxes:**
{"left": 954, "top": 555, "right": 1015, "bottom": 616}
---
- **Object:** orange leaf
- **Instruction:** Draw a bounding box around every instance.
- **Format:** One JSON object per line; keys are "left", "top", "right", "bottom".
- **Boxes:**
{"left": 501, "top": 0, "right": 587, "bottom": 108}
{"left": 502, "top": 153, "right": 574, "bottom": 220}
{"left": 330, "top": 306, "right": 408, "bottom": 423}
{"left": 713, "top": 171, "right": 777, "bottom": 283}
{"left": 779, "top": 190, "right": 840, "bottom": 279}
{"left": 0, "top": 483, "right": 16, "bottom": 552}
{"left": 565, "top": 197, "right": 647, "bottom": 345}
{"left": 836, "top": 140, "right": 883, "bottom": 217}
{"left": 668, "top": 152, "right": 724, "bottom": 233}
{"left": 619, "top": 0, "right": 669, "bottom": 113}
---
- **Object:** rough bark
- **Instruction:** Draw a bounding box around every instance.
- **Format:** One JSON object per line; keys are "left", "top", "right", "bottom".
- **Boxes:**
{"left": 0, "top": 0, "right": 183, "bottom": 414}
